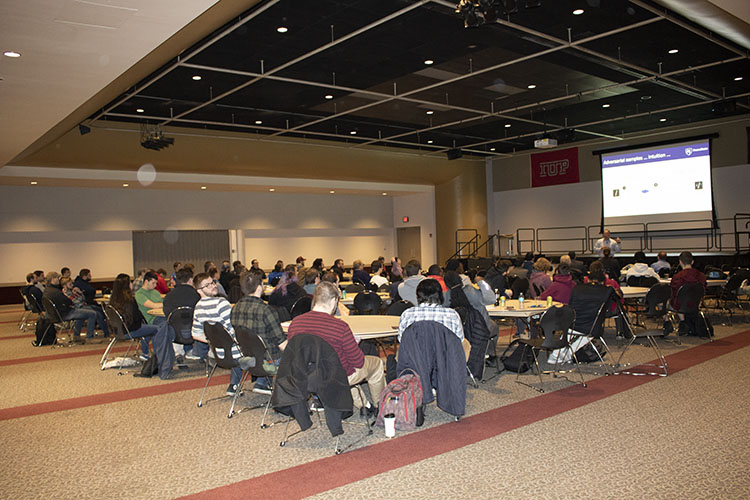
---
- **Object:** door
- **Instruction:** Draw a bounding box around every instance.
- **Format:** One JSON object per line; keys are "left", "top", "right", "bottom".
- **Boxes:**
{"left": 397, "top": 227, "right": 421, "bottom": 265}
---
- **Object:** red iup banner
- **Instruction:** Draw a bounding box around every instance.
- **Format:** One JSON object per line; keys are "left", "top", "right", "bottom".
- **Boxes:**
{"left": 530, "top": 147, "right": 579, "bottom": 188}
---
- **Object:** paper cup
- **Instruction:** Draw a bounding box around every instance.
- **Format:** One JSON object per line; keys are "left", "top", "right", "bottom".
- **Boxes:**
{"left": 384, "top": 413, "right": 396, "bottom": 438}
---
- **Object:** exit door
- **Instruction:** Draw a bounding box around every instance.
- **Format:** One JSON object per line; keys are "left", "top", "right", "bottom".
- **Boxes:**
{"left": 397, "top": 227, "right": 421, "bottom": 265}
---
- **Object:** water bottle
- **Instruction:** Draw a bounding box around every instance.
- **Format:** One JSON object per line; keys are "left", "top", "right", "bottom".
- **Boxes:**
{"left": 342, "top": 290, "right": 347, "bottom": 300}
{"left": 500, "top": 295, "right": 506, "bottom": 308}
{"left": 494, "top": 289, "right": 500, "bottom": 306}
{"left": 518, "top": 292, "right": 524, "bottom": 309}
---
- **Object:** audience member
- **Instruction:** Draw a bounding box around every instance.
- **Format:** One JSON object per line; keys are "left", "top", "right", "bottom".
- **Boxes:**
{"left": 295, "top": 256, "right": 306, "bottom": 270}
{"left": 426, "top": 264, "right": 448, "bottom": 292}
{"left": 170, "top": 261, "right": 182, "bottom": 287}
{"left": 43, "top": 272, "right": 99, "bottom": 341}
{"left": 398, "top": 279, "right": 463, "bottom": 341}
{"left": 208, "top": 267, "right": 227, "bottom": 297}
{"left": 539, "top": 263, "right": 576, "bottom": 304}
{"left": 594, "top": 228, "right": 622, "bottom": 256}
{"left": 269, "top": 265, "right": 307, "bottom": 315}
{"left": 311, "top": 258, "right": 325, "bottom": 273}
{"left": 351, "top": 260, "right": 371, "bottom": 288}
{"left": 670, "top": 251, "right": 707, "bottom": 332}
{"left": 330, "top": 259, "right": 345, "bottom": 281}
{"left": 444, "top": 271, "right": 497, "bottom": 338}
{"left": 109, "top": 273, "right": 158, "bottom": 359}
{"left": 567, "top": 251, "right": 587, "bottom": 273}
{"left": 61, "top": 276, "right": 109, "bottom": 337}
{"left": 528, "top": 257, "right": 552, "bottom": 298}
{"left": 598, "top": 247, "right": 620, "bottom": 282}
{"left": 484, "top": 258, "right": 511, "bottom": 295}
{"left": 73, "top": 268, "right": 97, "bottom": 305}
{"left": 162, "top": 267, "right": 200, "bottom": 363}
{"left": 231, "top": 270, "right": 287, "bottom": 394}
{"left": 204, "top": 260, "right": 216, "bottom": 273}
{"left": 24, "top": 272, "right": 43, "bottom": 306}
{"left": 33, "top": 270, "right": 45, "bottom": 292}
{"left": 521, "top": 252, "right": 535, "bottom": 273}
{"left": 445, "top": 259, "right": 472, "bottom": 287}
{"left": 396, "top": 259, "right": 425, "bottom": 306}
{"left": 625, "top": 251, "right": 660, "bottom": 280}
{"left": 321, "top": 272, "right": 349, "bottom": 317}
{"left": 135, "top": 271, "right": 164, "bottom": 326}
{"left": 60, "top": 267, "right": 71, "bottom": 279}
{"left": 287, "top": 281, "right": 384, "bottom": 413}
{"left": 250, "top": 259, "right": 266, "bottom": 279}
{"left": 390, "top": 257, "right": 403, "bottom": 282}
{"left": 132, "top": 268, "right": 147, "bottom": 292}
{"left": 302, "top": 268, "right": 320, "bottom": 295}
{"left": 651, "top": 251, "right": 671, "bottom": 274}
{"left": 191, "top": 272, "right": 243, "bottom": 395}
{"left": 219, "top": 260, "right": 235, "bottom": 291}
{"left": 369, "top": 260, "right": 388, "bottom": 289}
{"left": 268, "top": 260, "right": 285, "bottom": 286}
{"left": 155, "top": 268, "right": 170, "bottom": 294}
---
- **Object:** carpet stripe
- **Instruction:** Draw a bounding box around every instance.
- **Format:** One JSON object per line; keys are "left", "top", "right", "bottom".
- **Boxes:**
{"left": 0, "top": 333, "right": 35, "bottom": 340}
{"left": 0, "top": 373, "right": 227, "bottom": 420}
{"left": 0, "top": 345, "right": 131, "bottom": 367}
{"left": 178, "top": 330, "right": 750, "bottom": 500}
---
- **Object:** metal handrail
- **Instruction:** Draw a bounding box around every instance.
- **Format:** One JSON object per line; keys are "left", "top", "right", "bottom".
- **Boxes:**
{"left": 587, "top": 223, "right": 646, "bottom": 252}
{"left": 516, "top": 228, "right": 535, "bottom": 254}
{"left": 447, "top": 229, "right": 481, "bottom": 262}
{"left": 733, "top": 213, "right": 750, "bottom": 252}
{"left": 536, "top": 225, "right": 587, "bottom": 254}
{"left": 645, "top": 219, "right": 714, "bottom": 252}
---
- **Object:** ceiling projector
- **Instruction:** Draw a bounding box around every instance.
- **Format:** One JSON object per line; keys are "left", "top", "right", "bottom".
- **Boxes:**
{"left": 534, "top": 137, "right": 558, "bottom": 149}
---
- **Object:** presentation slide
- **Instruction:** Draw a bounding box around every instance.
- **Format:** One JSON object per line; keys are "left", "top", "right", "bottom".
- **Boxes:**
{"left": 600, "top": 139, "right": 713, "bottom": 228}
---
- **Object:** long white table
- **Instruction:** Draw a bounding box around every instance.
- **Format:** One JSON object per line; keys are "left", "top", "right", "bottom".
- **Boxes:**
{"left": 282, "top": 315, "right": 398, "bottom": 341}
{"left": 485, "top": 299, "right": 560, "bottom": 319}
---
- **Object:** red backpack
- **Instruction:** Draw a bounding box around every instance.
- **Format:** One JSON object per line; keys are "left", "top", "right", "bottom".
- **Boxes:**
{"left": 375, "top": 369, "right": 424, "bottom": 431}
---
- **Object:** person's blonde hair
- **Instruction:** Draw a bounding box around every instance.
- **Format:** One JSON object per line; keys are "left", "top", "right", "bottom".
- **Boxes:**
{"left": 533, "top": 257, "right": 551, "bottom": 272}
{"left": 559, "top": 255, "right": 571, "bottom": 266}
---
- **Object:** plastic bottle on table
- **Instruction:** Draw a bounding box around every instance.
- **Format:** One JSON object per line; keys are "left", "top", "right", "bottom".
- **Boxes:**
{"left": 518, "top": 292, "right": 524, "bottom": 309}
{"left": 547, "top": 295, "right": 553, "bottom": 307}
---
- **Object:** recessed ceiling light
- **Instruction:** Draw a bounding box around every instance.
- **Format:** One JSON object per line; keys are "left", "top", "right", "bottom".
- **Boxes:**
{"left": 350, "top": 131, "right": 357, "bottom": 135}
{"left": 255, "top": 120, "right": 262, "bottom": 125}
{"left": 668, "top": 49, "right": 679, "bottom": 54}
{"left": 30, "top": 181, "right": 38, "bottom": 185}
{"left": 504, "top": 123, "right": 512, "bottom": 128}
{"left": 602, "top": 103, "right": 610, "bottom": 108}
{"left": 192, "top": 75, "right": 201, "bottom": 81}
{"left": 329, "top": 190, "right": 335, "bottom": 194}
{"left": 424, "top": 59, "right": 434, "bottom": 65}
{"left": 269, "top": 188, "right": 275, "bottom": 192}
{"left": 325, "top": 94, "right": 333, "bottom": 99}
{"left": 200, "top": 186, "right": 207, "bottom": 190}
{"left": 527, "top": 84, "right": 536, "bottom": 89}
{"left": 426, "top": 110, "right": 434, "bottom": 115}
{"left": 640, "top": 95, "right": 652, "bottom": 101}
{"left": 122, "top": 183, "right": 129, "bottom": 187}
{"left": 3, "top": 51, "right": 21, "bottom": 58}
{"left": 734, "top": 76, "right": 743, "bottom": 81}
{"left": 136, "top": 108, "right": 144, "bottom": 113}
{"left": 427, "top": 140, "right": 433, "bottom": 144}
{"left": 572, "top": 9, "right": 584, "bottom": 15}
{"left": 382, "top": 192, "right": 387, "bottom": 196}
{"left": 659, "top": 118, "right": 667, "bottom": 122}
{"left": 277, "top": 26, "right": 288, "bottom": 33}
{"left": 490, "top": 147, "right": 496, "bottom": 151}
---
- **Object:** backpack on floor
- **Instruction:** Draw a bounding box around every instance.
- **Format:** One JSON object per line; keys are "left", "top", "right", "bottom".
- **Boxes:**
{"left": 500, "top": 339, "right": 534, "bottom": 373}
{"left": 34, "top": 317, "right": 56, "bottom": 346}
{"left": 376, "top": 369, "right": 424, "bottom": 431}
{"left": 575, "top": 340, "right": 606, "bottom": 363}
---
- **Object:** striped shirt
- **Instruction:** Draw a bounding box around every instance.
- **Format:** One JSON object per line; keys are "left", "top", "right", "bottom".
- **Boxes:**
{"left": 191, "top": 296, "right": 241, "bottom": 359}
{"left": 287, "top": 310, "right": 363, "bottom": 376}
{"left": 398, "top": 303, "right": 464, "bottom": 341}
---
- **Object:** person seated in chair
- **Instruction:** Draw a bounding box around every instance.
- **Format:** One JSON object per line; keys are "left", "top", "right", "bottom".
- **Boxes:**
{"left": 396, "top": 259, "right": 425, "bottom": 306}
{"left": 528, "top": 258, "right": 552, "bottom": 298}
{"left": 598, "top": 247, "right": 620, "bottom": 282}
{"left": 163, "top": 267, "right": 200, "bottom": 363}
{"left": 191, "top": 272, "right": 243, "bottom": 396}
{"left": 398, "top": 279, "right": 463, "bottom": 341}
{"left": 626, "top": 251, "right": 659, "bottom": 281}
{"left": 109, "top": 273, "right": 159, "bottom": 358}
{"left": 24, "top": 272, "right": 43, "bottom": 308}
{"left": 73, "top": 268, "right": 97, "bottom": 305}
{"left": 269, "top": 265, "right": 307, "bottom": 316}
{"left": 287, "top": 281, "right": 384, "bottom": 415}
{"left": 670, "top": 251, "right": 707, "bottom": 335}
{"left": 61, "top": 277, "right": 109, "bottom": 338}
{"left": 651, "top": 251, "right": 671, "bottom": 274}
{"left": 351, "top": 260, "right": 371, "bottom": 289}
{"left": 267, "top": 260, "right": 285, "bottom": 287}
{"left": 302, "top": 268, "right": 320, "bottom": 295}
{"left": 330, "top": 259, "right": 345, "bottom": 282}
{"left": 321, "top": 272, "right": 349, "bottom": 317}
{"left": 426, "top": 264, "right": 448, "bottom": 292}
{"left": 539, "top": 263, "right": 576, "bottom": 304}
{"left": 43, "top": 272, "right": 100, "bottom": 341}
{"left": 369, "top": 260, "right": 388, "bottom": 289}
{"left": 231, "top": 269, "right": 287, "bottom": 395}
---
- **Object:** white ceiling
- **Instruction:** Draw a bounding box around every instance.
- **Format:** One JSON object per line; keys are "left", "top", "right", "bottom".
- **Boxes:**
{"left": 0, "top": 0, "right": 221, "bottom": 167}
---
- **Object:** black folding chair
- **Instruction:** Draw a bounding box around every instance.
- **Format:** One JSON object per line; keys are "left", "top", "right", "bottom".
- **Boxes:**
{"left": 344, "top": 283, "right": 365, "bottom": 294}
{"left": 197, "top": 322, "right": 240, "bottom": 408}
{"left": 231, "top": 326, "right": 279, "bottom": 425}
{"left": 101, "top": 305, "right": 150, "bottom": 374}
{"left": 386, "top": 300, "right": 413, "bottom": 316}
{"left": 353, "top": 291, "right": 382, "bottom": 315}
{"left": 667, "top": 283, "right": 712, "bottom": 344}
{"left": 167, "top": 306, "right": 194, "bottom": 367}
{"left": 42, "top": 296, "right": 76, "bottom": 347}
{"left": 290, "top": 295, "right": 312, "bottom": 319}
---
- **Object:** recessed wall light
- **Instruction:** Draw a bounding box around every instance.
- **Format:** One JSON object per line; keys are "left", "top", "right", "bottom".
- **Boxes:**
{"left": 602, "top": 103, "right": 610, "bottom": 108}
{"left": 504, "top": 123, "right": 512, "bottom": 128}
{"left": 350, "top": 131, "right": 357, "bottom": 135}
{"left": 668, "top": 49, "right": 679, "bottom": 54}
{"left": 527, "top": 84, "right": 536, "bottom": 89}
{"left": 427, "top": 140, "right": 433, "bottom": 144}
{"left": 329, "top": 190, "right": 335, "bottom": 194}
{"left": 200, "top": 186, "right": 207, "bottom": 190}
{"left": 3, "top": 51, "right": 21, "bottom": 58}
{"left": 122, "top": 183, "right": 129, "bottom": 187}
{"left": 325, "top": 94, "right": 333, "bottom": 99}
{"left": 136, "top": 108, "right": 144, "bottom": 113}
{"left": 277, "top": 26, "right": 288, "bottom": 33}
{"left": 30, "top": 181, "right": 38, "bottom": 185}
{"left": 192, "top": 75, "right": 202, "bottom": 81}
{"left": 426, "top": 110, "right": 434, "bottom": 115}
{"left": 659, "top": 118, "right": 667, "bottom": 122}
{"left": 255, "top": 120, "right": 262, "bottom": 125}
{"left": 572, "top": 9, "right": 584, "bottom": 15}
{"left": 734, "top": 76, "right": 743, "bottom": 81}
{"left": 382, "top": 192, "right": 387, "bottom": 196}
{"left": 269, "top": 188, "right": 275, "bottom": 192}
{"left": 424, "top": 59, "right": 434, "bottom": 65}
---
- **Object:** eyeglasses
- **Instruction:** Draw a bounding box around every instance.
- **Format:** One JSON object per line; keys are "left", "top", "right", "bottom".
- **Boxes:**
{"left": 198, "top": 279, "right": 218, "bottom": 290}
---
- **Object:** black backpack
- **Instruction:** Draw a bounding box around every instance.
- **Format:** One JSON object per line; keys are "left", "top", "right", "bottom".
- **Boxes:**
{"left": 500, "top": 339, "right": 534, "bottom": 373}
{"left": 34, "top": 318, "right": 56, "bottom": 346}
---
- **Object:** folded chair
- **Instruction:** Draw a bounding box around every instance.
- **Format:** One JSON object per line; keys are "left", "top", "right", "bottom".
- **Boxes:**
{"left": 230, "top": 326, "right": 279, "bottom": 425}
{"left": 515, "top": 305, "right": 586, "bottom": 392}
{"left": 290, "top": 295, "right": 312, "bottom": 319}
{"left": 197, "top": 322, "right": 239, "bottom": 408}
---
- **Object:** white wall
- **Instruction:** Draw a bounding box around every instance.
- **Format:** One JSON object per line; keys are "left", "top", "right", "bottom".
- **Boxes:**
{"left": 491, "top": 164, "right": 750, "bottom": 254}
{"left": 0, "top": 185, "right": 409, "bottom": 283}
{"left": 393, "top": 190, "right": 438, "bottom": 267}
